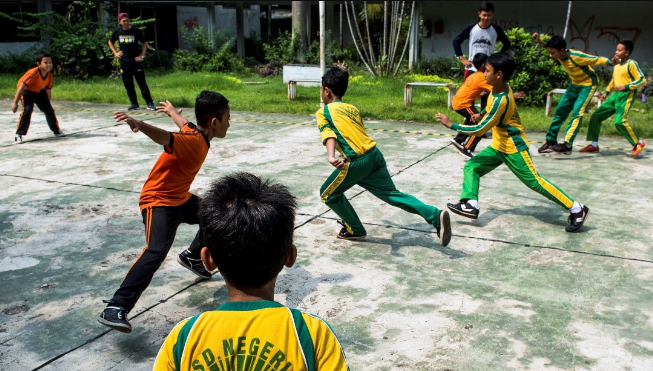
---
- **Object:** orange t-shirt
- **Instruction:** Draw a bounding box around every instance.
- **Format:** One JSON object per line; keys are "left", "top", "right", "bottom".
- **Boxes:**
{"left": 139, "top": 123, "right": 210, "bottom": 210}
{"left": 452, "top": 71, "right": 492, "bottom": 110}
{"left": 17, "top": 67, "right": 53, "bottom": 93}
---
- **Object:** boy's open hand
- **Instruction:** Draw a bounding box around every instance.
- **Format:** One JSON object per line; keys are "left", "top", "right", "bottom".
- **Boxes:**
{"left": 11, "top": 101, "right": 18, "bottom": 113}
{"left": 114, "top": 111, "right": 140, "bottom": 133}
{"left": 513, "top": 91, "right": 526, "bottom": 99}
{"left": 156, "top": 100, "right": 183, "bottom": 117}
{"left": 329, "top": 156, "right": 345, "bottom": 170}
{"left": 435, "top": 113, "right": 452, "bottom": 128}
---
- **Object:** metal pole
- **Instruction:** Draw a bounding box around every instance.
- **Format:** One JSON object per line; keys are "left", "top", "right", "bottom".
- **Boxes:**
{"left": 563, "top": 1, "right": 572, "bottom": 39}
{"left": 267, "top": 4, "right": 272, "bottom": 44}
{"left": 320, "top": 1, "right": 326, "bottom": 107}
{"left": 339, "top": 3, "right": 343, "bottom": 52}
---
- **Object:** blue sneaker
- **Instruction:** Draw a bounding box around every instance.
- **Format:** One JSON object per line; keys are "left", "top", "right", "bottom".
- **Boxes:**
{"left": 127, "top": 103, "right": 139, "bottom": 111}
{"left": 146, "top": 102, "right": 156, "bottom": 111}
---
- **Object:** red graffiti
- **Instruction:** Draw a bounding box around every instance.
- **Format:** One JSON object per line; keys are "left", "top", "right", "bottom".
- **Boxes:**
{"left": 182, "top": 16, "right": 199, "bottom": 30}
{"left": 568, "top": 16, "right": 641, "bottom": 54}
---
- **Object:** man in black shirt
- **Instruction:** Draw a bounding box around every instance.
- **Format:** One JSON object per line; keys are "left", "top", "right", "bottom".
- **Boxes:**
{"left": 108, "top": 12, "right": 155, "bottom": 111}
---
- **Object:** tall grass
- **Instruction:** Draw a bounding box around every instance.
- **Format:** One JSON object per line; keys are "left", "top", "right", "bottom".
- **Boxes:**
{"left": 1, "top": 71, "right": 652, "bottom": 138}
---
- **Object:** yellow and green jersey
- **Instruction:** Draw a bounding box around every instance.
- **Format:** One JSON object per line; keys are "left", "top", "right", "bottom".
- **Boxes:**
{"left": 316, "top": 101, "right": 376, "bottom": 158}
{"left": 451, "top": 85, "right": 529, "bottom": 154}
{"left": 607, "top": 59, "right": 646, "bottom": 93}
{"left": 153, "top": 301, "right": 349, "bottom": 371}
{"left": 558, "top": 49, "right": 611, "bottom": 86}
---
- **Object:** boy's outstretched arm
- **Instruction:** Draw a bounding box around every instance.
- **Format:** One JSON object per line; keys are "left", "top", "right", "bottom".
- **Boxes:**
{"left": 325, "top": 138, "right": 345, "bottom": 169}
{"left": 12, "top": 83, "right": 27, "bottom": 113}
{"left": 156, "top": 100, "right": 187, "bottom": 130}
{"left": 114, "top": 111, "right": 171, "bottom": 146}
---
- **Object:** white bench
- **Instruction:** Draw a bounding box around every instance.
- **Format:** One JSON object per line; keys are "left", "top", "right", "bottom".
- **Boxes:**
{"left": 287, "top": 80, "right": 321, "bottom": 101}
{"left": 404, "top": 82, "right": 456, "bottom": 109}
{"left": 545, "top": 88, "right": 603, "bottom": 117}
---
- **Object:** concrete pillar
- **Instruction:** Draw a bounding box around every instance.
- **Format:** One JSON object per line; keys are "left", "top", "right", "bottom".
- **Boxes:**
{"left": 408, "top": 2, "right": 420, "bottom": 71}
{"left": 236, "top": 2, "right": 244, "bottom": 58}
{"left": 207, "top": 2, "right": 215, "bottom": 49}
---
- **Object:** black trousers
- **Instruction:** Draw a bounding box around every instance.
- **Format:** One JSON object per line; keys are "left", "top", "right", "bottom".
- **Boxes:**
{"left": 16, "top": 90, "right": 61, "bottom": 135}
{"left": 109, "top": 195, "right": 203, "bottom": 312}
{"left": 120, "top": 61, "right": 153, "bottom": 105}
{"left": 453, "top": 95, "right": 488, "bottom": 152}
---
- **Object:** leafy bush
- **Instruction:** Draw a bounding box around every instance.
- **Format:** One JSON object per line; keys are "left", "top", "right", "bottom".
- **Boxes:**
{"left": 172, "top": 26, "right": 245, "bottom": 73}
{"left": 502, "top": 28, "right": 567, "bottom": 106}
{"left": 413, "top": 56, "right": 463, "bottom": 81}
{"left": 0, "top": 48, "right": 39, "bottom": 74}
{"left": 263, "top": 30, "right": 297, "bottom": 65}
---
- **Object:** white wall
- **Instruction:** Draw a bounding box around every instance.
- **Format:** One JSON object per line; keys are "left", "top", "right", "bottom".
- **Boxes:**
{"left": 176, "top": 5, "right": 261, "bottom": 51}
{"left": 422, "top": 1, "right": 653, "bottom": 62}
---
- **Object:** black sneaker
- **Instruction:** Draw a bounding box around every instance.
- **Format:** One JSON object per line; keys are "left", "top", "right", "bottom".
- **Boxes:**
{"left": 146, "top": 102, "right": 156, "bottom": 111}
{"left": 447, "top": 201, "right": 479, "bottom": 219}
{"left": 538, "top": 141, "right": 557, "bottom": 153}
{"left": 451, "top": 139, "right": 474, "bottom": 159}
{"left": 177, "top": 249, "right": 212, "bottom": 279}
{"left": 565, "top": 205, "right": 589, "bottom": 233}
{"left": 436, "top": 210, "right": 452, "bottom": 247}
{"left": 98, "top": 304, "right": 132, "bottom": 333}
{"left": 336, "top": 220, "right": 366, "bottom": 240}
{"left": 14, "top": 134, "right": 23, "bottom": 144}
{"left": 128, "top": 103, "right": 139, "bottom": 111}
{"left": 551, "top": 142, "right": 572, "bottom": 155}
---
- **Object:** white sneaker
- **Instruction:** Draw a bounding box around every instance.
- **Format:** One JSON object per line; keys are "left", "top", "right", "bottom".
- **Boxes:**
{"left": 14, "top": 134, "right": 23, "bottom": 144}
{"left": 54, "top": 131, "right": 66, "bottom": 137}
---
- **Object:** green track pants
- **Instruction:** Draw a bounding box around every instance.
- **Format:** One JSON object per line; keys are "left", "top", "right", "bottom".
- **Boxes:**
{"left": 460, "top": 146, "right": 575, "bottom": 209}
{"left": 320, "top": 147, "right": 441, "bottom": 235}
{"left": 586, "top": 90, "right": 639, "bottom": 146}
{"left": 546, "top": 84, "right": 596, "bottom": 145}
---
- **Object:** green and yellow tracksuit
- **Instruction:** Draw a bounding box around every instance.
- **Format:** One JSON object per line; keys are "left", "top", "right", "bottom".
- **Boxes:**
{"left": 452, "top": 86, "right": 575, "bottom": 209}
{"left": 546, "top": 50, "right": 610, "bottom": 145}
{"left": 317, "top": 101, "right": 442, "bottom": 235}
{"left": 587, "top": 59, "right": 646, "bottom": 145}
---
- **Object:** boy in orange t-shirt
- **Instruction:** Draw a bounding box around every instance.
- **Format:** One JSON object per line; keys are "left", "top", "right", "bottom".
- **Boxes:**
{"left": 451, "top": 53, "right": 524, "bottom": 158}
{"left": 98, "top": 91, "right": 231, "bottom": 333}
{"left": 11, "top": 51, "right": 65, "bottom": 143}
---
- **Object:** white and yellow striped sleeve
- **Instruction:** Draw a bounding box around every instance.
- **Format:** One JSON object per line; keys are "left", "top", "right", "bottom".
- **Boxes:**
{"left": 316, "top": 107, "right": 336, "bottom": 145}
{"left": 451, "top": 94, "right": 506, "bottom": 137}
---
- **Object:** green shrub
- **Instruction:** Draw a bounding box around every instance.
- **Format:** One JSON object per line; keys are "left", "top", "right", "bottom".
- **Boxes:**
{"left": 263, "top": 30, "right": 297, "bottom": 65}
{"left": 502, "top": 28, "right": 567, "bottom": 106}
{"left": 413, "top": 56, "right": 463, "bottom": 81}
{"left": 0, "top": 48, "right": 39, "bottom": 74}
{"left": 172, "top": 26, "right": 244, "bottom": 73}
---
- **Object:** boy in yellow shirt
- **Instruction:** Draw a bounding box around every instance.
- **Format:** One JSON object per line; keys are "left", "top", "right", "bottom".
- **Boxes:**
{"left": 581, "top": 39, "right": 647, "bottom": 157}
{"left": 153, "top": 172, "right": 350, "bottom": 371}
{"left": 436, "top": 53, "right": 589, "bottom": 232}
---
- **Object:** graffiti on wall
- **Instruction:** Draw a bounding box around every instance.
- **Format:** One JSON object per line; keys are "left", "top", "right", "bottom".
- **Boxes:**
{"left": 568, "top": 16, "right": 641, "bottom": 53}
{"left": 182, "top": 16, "right": 199, "bottom": 30}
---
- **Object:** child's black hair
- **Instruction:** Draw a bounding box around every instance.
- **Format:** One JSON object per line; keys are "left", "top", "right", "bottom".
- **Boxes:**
{"left": 472, "top": 53, "right": 488, "bottom": 70}
{"left": 35, "top": 51, "right": 51, "bottom": 64}
{"left": 321, "top": 67, "right": 349, "bottom": 97}
{"left": 199, "top": 172, "right": 297, "bottom": 288}
{"left": 619, "top": 39, "right": 634, "bottom": 54}
{"left": 486, "top": 52, "right": 516, "bottom": 81}
{"left": 195, "top": 90, "right": 229, "bottom": 127}
{"left": 479, "top": 1, "right": 494, "bottom": 12}
{"left": 544, "top": 36, "right": 566, "bottom": 51}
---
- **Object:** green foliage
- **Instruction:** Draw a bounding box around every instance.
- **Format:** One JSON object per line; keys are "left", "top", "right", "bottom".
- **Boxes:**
{"left": 413, "top": 56, "right": 463, "bottom": 81}
{"left": 172, "top": 26, "right": 245, "bottom": 73}
{"left": 263, "top": 30, "right": 297, "bottom": 65}
{"left": 0, "top": 48, "right": 39, "bottom": 74}
{"left": 503, "top": 28, "right": 567, "bottom": 106}
{"left": 15, "top": 2, "right": 116, "bottom": 78}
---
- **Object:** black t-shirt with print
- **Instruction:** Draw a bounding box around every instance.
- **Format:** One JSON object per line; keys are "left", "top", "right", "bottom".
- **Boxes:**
{"left": 110, "top": 26, "right": 146, "bottom": 64}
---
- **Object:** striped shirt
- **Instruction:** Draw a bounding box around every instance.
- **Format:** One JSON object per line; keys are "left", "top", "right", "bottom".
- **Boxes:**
{"left": 316, "top": 101, "right": 376, "bottom": 158}
{"left": 451, "top": 85, "right": 529, "bottom": 154}
{"left": 558, "top": 49, "right": 611, "bottom": 86}
{"left": 153, "top": 301, "right": 349, "bottom": 371}
{"left": 607, "top": 59, "right": 646, "bottom": 93}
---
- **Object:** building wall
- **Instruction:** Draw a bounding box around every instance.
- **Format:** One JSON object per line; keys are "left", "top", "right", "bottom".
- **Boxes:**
{"left": 422, "top": 1, "right": 653, "bottom": 62}
{"left": 176, "top": 4, "right": 261, "bottom": 51}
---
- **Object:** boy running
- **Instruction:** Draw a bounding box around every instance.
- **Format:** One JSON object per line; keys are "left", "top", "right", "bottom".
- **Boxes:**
{"left": 436, "top": 52, "right": 589, "bottom": 233}
{"left": 11, "top": 51, "right": 65, "bottom": 143}
{"left": 581, "top": 39, "right": 647, "bottom": 157}
{"left": 99, "top": 91, "right": 230, "bottom": 333}
{"left": 451, "top": 52, "right": 524, "bottom": 158}
{"left": 153, "top": 172, "right": 350, "bottom": 371}
{"left": 533, "top": 34, "right": 614, "bottom": 155}
{"left": 317, "top": 67, "right": 451, "bottom": 246}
